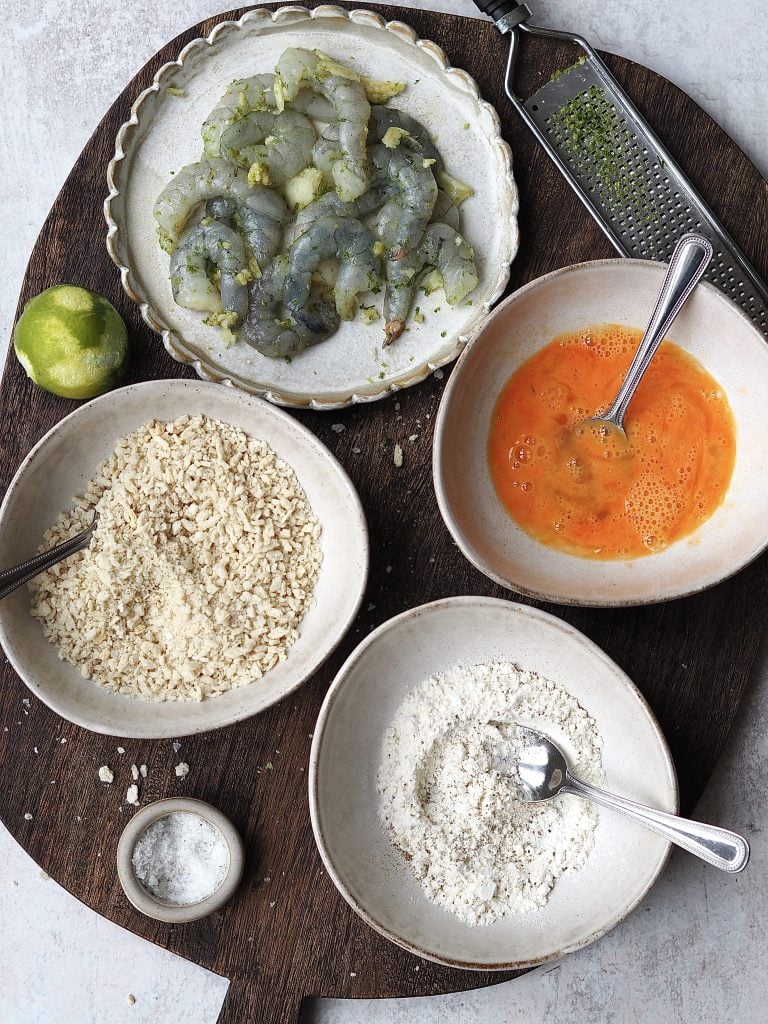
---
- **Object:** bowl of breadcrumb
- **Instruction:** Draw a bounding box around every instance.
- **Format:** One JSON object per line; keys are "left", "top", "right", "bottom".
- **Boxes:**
{"left": 0, "top": 379, "right": 368, "bottom": 737}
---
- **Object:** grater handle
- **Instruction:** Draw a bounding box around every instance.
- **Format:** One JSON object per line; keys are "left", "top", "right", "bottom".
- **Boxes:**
{"left": 602, "top": 233, "right": 713, "bottom": 428}
{"left": 472, "top": 0, "right": 531, "bottom": 33}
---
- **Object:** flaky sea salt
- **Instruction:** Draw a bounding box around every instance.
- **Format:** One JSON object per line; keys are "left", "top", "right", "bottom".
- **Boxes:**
{"left": 377, "top": 661, "right": 604, "bottom": 926}
{"left": 132, "top": 812, "right": 228, "bottom": 905}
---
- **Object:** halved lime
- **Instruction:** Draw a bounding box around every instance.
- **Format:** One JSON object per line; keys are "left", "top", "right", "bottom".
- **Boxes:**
{"left": 13, "top": 285, "right": 128, "bottom": 399}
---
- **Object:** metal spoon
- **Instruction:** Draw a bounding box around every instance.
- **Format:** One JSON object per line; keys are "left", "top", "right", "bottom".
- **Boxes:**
{"left": 0, "top": 516, "right": 98, "bottom": 601}
{"left": 588, "top": 232, "right": 713, "bottom": 436}
{"left": 493, "top": 724, "right": 749, "bottom": 873}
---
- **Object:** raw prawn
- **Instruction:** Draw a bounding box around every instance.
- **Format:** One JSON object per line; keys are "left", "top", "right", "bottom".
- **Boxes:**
{"left": 284, "top": 216, "right": 380, "bottom": 324}
{"left": 241, "top": 256, "right": 338, "bottom": 358}
{"left": 275, "top": 48, "right": 371, "bottom": 201}
{"left": 369, "top": 144, "right": 438, "bottom": 259}
{"left": 169, "top": 221, "right": 249, "bottom": 322}
{"left": 201, "top": 74, "right": 335, "bottom": 157}
{"left": 219, "top": 109, "right": 316, "bottom": 185}
{"left": 383, "top": 222, "right": 478, "bottom": 344}
{"left": 154, "top": 158, "right": 288, "bottom": 266}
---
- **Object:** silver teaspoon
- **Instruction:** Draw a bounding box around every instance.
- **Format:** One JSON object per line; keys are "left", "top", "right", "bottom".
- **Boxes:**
{"left": 0, "top": 515, "right": 98, "bottom": 601}
{"left": 588, "top": 232, "right": 713, "bottom": 436}
{"left": 493, "top": 725, "right": 749, "bottom": 873}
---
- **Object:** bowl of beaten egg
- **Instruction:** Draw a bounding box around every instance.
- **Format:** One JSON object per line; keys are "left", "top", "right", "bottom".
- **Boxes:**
{"left": 434, "top": 259, "right": 768, "bottom": 606}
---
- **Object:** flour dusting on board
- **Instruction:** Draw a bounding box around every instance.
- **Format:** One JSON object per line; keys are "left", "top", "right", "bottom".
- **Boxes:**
{"left": 377, "top": 661, "right": 604, "bottom": 926}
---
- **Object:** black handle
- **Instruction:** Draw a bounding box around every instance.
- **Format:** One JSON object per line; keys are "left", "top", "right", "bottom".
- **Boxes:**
{"left": 473, "top": 1, "right": 531, "bottom": 31}
{"left": 473, "top": 0, "right": 518, "bottom": 16}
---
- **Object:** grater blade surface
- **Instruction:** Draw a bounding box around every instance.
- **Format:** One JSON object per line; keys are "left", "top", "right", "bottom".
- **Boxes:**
{"left": 524, "top": 60, "right": 768, "bottom": 334}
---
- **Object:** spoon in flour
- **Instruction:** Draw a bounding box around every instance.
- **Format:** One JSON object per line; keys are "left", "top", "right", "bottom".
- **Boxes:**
{"left": 493, "top": 725, "right": 749, "bottom": 873}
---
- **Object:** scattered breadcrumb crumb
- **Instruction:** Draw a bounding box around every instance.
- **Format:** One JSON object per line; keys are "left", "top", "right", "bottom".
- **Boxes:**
{"left": 126, "top": 994, "right": 136, "bottom": 1006}
{"left": 331, "top": 423, "right": 345, "bottom": 434}
{"left": 139, "top": 764, "right": 147, "bottom": 779}
{"left": 175, "top": 762, "right": 189, "bottom": 778}
{"left": 408, "top": 434, "right": 418, "bottom": 442}
{"left": 117, "top": 746, "right": 125, "bottom": 754}
{"left": 126, "top": 784, "right": 139, "bottom": 806}
{"left": 393, "top": 444, "right": 404, "bottom": 468}
{"left": 98, "top": 766, "right": 114, "bottom": 784}
{"left": 434, "top": 368, "right": 444, "bottom": 380}
{"left": 172, "top": 740, "right": 181, "bottom": 753}
{"left": 350, "top": 972, "right": 357, "bottom": 978}
{"left": 23, "top": 812, "right": 33, "bottom": 821}
{"left": 130, "top": 764, "right": 139, "bottom": 781}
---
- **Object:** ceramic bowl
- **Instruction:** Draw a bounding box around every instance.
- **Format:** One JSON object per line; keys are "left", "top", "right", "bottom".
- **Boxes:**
{"left": 105, "top": 5, "right": 519, "bottom": 409}
{"left": 309, "top": 596, "right": 677, "bottom": 970}
{"left": 116, "top": 797, "right": 244, "bottom": 923}
{"left": 0, "top": 379, "right": 368, "bottom": 737}
{"left": 434, "top": 259, "right": 768, "bottom": 606}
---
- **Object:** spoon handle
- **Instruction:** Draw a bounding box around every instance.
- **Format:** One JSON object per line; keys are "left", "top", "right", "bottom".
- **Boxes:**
{"left": 602, "top": 232, "right": 713, "bottom": 426}
{"left": 562, "top": 772, "right": 749, "bottom": 873}
{"left": 0, "top": 522, "right": 96, "bottom": 601}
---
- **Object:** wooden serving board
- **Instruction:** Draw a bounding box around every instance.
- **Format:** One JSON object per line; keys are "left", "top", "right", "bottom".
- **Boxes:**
{"left": 1, "top": 4, "right": 767, "bottom": 1022}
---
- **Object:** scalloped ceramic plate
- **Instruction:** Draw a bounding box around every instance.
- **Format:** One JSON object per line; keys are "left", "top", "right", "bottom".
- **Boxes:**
{"left": 105, "top": 4, "right": 519, "bottom": 410}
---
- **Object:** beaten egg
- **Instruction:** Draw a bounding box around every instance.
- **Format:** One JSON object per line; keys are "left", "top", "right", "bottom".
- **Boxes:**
{"left": 488, "top": 324, "right": 736, "bottom": 559}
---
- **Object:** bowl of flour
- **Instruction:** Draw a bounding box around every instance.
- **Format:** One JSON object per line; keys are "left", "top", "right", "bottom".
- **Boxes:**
{"left": 309, "top": 596, "right": 678, "bottom": 969}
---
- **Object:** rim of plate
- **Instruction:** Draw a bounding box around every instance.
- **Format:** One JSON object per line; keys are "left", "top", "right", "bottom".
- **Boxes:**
{"left": 104, "top": 4, "right": 520, "bottom": 411}
{"left": 308, "top": 595, "right": 678, "bottom": 970}
{"left": 433, "top": 257, "right": 768, "bottom": 608}
{"left": 0, "top": 379, "right": 370, "bottom": 736}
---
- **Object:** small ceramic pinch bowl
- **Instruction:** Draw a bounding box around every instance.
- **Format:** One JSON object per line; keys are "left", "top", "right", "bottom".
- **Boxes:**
{"left": 0, "top": 379, "right": 368, "bottom": 737}
{"left": 117, "top": 797, "right": 244, "bottom": 923}
{"left": 309, "top": 596, "right": 677, "bottom": 970}
{"left": 434, "top": 259, "right": 768, "bottom": 606}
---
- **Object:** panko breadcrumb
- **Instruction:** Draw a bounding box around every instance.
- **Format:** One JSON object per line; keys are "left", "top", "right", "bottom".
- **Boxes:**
{"left": 30, "top": 416, "right": 321, "bottom": 701}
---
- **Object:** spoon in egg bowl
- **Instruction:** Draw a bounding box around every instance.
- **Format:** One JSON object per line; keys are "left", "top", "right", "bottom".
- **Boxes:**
{"left": 584, "top": 232, "right": 713, "bottom": 441}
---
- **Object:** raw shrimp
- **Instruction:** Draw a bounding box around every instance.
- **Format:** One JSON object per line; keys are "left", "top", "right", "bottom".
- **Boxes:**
{"left": 201, "top": 74, "right": 336, "bottom": 157}
{"left": 292, "top": 181, "right": 393, "bottom": 238}
{"left": 368, "top": 106, "right": 444, "bottom": 171}
{"left": 203, "top": 194, "right": 284, "bottom": 267}
{"left": 241, "top": 256, "right": 338, "bottom": 358}
{"left": 219, "top": 109, "right": 316, "bottom": 185}
{"left": 370, "top": 144, "right": 438, "bottom": 260}
{"left": 285, "top": 216, "right": 380, "bottom": 324}
{"left": 383, "top": 222, "right": 477, "bottom": 344}
{"left": 169, "top": 221, "right": 249, "bottom": 322}
{"left": 430, "top": 189, "right": 460, "bottom": 231}
{"left": 276, "top": 49, "right": 371, "bottom": 201}
{"left": 154, "top": 158, "right": 288, "bottom": 265}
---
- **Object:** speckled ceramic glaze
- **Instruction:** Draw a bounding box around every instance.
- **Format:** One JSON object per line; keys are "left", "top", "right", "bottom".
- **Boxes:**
{"left": 105, "top": 4, "right": 519, "bottom": 410}
{"left": 0, "top": 380, "right": 369, "bottom": 737}
{"left": 434, "top": 259, "right": 768, "bottom": 606}
{"left": 309, "top": 597, "right": 678, "bottom": 969}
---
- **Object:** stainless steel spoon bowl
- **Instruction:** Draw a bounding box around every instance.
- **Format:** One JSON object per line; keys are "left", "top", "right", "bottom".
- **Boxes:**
{"left": 0, "top": 516, "right": 98, "bottom": 601}
{"left": 493, "top": 724, "right": 749, "bottom": 873}
{"left": 589, "top": 232, "right": 713, "bottom": 436}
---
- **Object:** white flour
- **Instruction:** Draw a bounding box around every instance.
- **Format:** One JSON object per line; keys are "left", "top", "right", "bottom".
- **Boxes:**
{"left": 377, "top": 661, "right": 604, "bottom": 926}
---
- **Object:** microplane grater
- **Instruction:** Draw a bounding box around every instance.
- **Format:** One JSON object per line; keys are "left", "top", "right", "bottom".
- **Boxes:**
{"left": 473, "top": 0, "right": 768, "bottom": 334}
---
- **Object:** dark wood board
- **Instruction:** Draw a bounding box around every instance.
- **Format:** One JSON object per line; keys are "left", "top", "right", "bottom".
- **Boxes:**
{"left": 1, "top": 3, "right": 767, "bottom": 1022}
